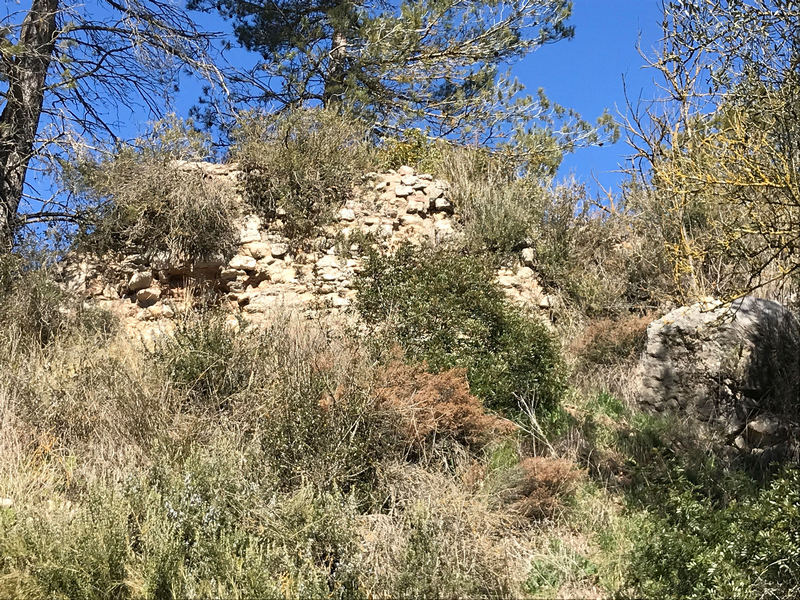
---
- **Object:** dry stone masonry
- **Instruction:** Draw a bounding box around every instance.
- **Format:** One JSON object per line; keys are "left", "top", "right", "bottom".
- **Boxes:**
{"left": 59, "top": 161, "right": 554, "bottom": 346}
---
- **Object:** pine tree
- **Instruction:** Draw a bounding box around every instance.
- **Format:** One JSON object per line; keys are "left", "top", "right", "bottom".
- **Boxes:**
{"left": 191, "top": 0, "right": 613, "bottom": 153}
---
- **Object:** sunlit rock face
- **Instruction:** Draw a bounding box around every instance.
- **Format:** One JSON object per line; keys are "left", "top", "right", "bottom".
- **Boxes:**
{"left": 636, "top": 297, "right": 800, "bottom": 456}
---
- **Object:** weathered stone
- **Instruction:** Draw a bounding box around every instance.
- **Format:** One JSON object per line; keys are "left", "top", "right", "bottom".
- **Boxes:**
{"left": 400, "top": 174, "right": 418, "bottom": 186}
{"left": 394, "top": 185, "right": 414, "bottom": 198}
{"left": 400, "top": 213, "right": 424, "bottom": 226}
{"left": 339, "top": 207, "right": 356, "bottom": 222}
{"left": 744, "top": 415, "right": 784, "bottom": 447}
{"left": 516, "top": 266, "right": 535, "bottom": 280}
{"left": 127, "top": 271, "right": 152, "bottom": 293}
{"left": 433, "top": 197, "right": 452, "bottom": 212}
{"left": 136, "top": 287, "right": 161, "bottom": 307}
{"left": 229, "top": 255, "right": 257, "bottom": 271}
{"left": 268, "top": 264, "right": 296, "bottom": 283}
{"left": 521, "top": 247, "right": 536, "bottom": 267}
{"left": 397, "top": 165, "right": 415, "bottom": 176}
{"left": 243, "top": 241, "right": 271, "bottom": 259}
{"left": 238, "top": 215, "right": 262, "bottom": 244}
{"left": 375, "top": 180, "right": 390, "bottom": 192}
{"left": 270, "top": 243, "right": 289, "bottom": 258}
{"left": 427, "top": 186, "right": 444, "bottom": 201}
{"left": 329, "top": 295, "right": 351, "bottom": 308}
{"left": 434, "top": 219, "right": 454, "bottom": 240}
{"left": 315, "top": 254, "right": 341, "bottom": 269}
{"left": 636, "top": 297, "right": 800, "bottom": 447}
{"left": 406, "top": 197, "right": 426, "bottom": 214}
{"left": 220, "top": 268, "right": 245, "bottom": 281}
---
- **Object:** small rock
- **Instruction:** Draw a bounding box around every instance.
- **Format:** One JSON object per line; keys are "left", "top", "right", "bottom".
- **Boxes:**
{"left": 418, "top": 173, "right": 434, "bottom": 181}
{"left": 136, "top": 287, "right": 161, "bottom": 307}
{"left": 400, "top": 214, "right": 424, "bottom": 226}
{"left": 375, "top": 180, "right": 390, "bottom": 192}
{"left": 397, "top": 165, "right": 415, "bottom": 176}
{"left": 220, "top": 267, "right": 245, "bottom": 281}
{"left": 229, "top": 255, "right": 257, "bottom": 271}
{"left": 316, "top": 255, "right": 341, "bottom": 270}
{"left": 270, "top": 243, "right": 289, "bottom": 258}
{"left": 433, "top": 197, "right": 452, "bottom": 212}
{"left": 358, "top": 215, "right": 377, "bottom": 227}
{"left": 0, "top": 498, "right": 12, "bottom": 509}
{"left": 330, "top": 295, "right": 351, "bottom": 308}
{"left": 745, "top": 415, "right": 783, "bottom": 447}
{"left": 339, "top": 208, "right": 356, "bottom": 222}
{"left": 243, "top": 241, "right": 271, "bottom": 259}
{"left": 223, "top": 315, "right": 240, "bottom": 333}
{"left": 400, "top": 174, "right": 418, "bottom": 186}
{"left": 427, "top": 186, "right": 445, "bottom": 200}
{"left": 161, "top": 304, "right": 175, "bottom": 319}
{"left": 521, "top": 247, "right": 536, "bottom": 267}
{"left": 538, "top": 295, "right": 552, "bottom": 309}
{"left": 395, "top": 185, "right": 414, "bottom": 197}
{"left": 516, "top": 266, "right": 535, "bottom": 280}
{"left": 434, "top": 219, "right": 454, "bottom": 238}
{"left": 128, "top": 271, "right": 152, "bottom": 293}
{"left": 320, "top": 270, "right": 342, "bottom": 282}
{"left": 268, "top": 264, "right": 296, "bottom": 283}
{"left": 407, "top": 198, "right": 425, "bottom": 214}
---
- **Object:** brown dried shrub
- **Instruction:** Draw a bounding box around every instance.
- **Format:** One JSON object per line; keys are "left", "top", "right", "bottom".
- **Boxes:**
{"left": 376, "top": 363, "right": 515, "bottom": 450}
{"left": 494, "top": 457, "right": 585, "bottom": 521}
{"left": 572, "top": 314, "right": 652, "bottom": 366}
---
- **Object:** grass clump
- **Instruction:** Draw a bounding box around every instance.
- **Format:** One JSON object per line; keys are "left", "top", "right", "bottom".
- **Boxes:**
{"left": 230, "top": 107, "right": 375, "bottom": 239}
{"left": 355, "top": 244, "right": 567, "bottom": 416}
{"left": 435, "top": 145, "right": 543, "bottom": 255}
{"left": 64, "top": 117, "right": 240, "bottom": 263}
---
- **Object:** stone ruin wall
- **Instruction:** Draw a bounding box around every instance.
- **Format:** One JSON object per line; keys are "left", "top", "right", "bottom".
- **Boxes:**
{"left": 60, "top": 161, "right": 556, "bottom": 345}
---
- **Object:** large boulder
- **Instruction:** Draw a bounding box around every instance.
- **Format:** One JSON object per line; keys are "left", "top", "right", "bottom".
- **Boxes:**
{"left": 636, "top": 297, "right": 800, "bottom": 451}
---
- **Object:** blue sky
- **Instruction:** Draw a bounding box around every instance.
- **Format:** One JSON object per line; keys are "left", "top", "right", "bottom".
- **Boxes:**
{"left": 518, "top": 1, "right": 664, "bottom": 195}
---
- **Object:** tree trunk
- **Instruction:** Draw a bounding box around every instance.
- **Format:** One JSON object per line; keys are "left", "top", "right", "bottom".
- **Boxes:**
{"left": 0, "top": 0, "right": 59, "bottom": 251}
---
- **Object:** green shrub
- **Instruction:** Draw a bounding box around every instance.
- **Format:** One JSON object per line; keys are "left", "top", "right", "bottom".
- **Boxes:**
{"left": 231, "top": 107, "right": 375, "bottom": 239}
{"left": 65, "top": 117, "right": 240, "bottom": 262}
{"left": 524, "top": 538, "right": 598, "bottom": 597}
{"left": 0, "top": 489, "right": 132, "bottom": 600}
{"left": 152, "top": 313, "right": 252, "bottom": 406}
{"left": 380, "top": 128, "right": 443, "bottom": 172}
{"left": 355, "top": 244, "right": 566, "bottom": 415}
{"left": 623, "top": 465, "right": 800, "bottom": 600}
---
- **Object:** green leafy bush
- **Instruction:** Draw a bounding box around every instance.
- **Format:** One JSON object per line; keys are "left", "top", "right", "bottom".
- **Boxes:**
{"left": 231, "top": 107, "right": 375, "bottom": 239}
{"left": 380, "top": 128, "right": 443, "bottom": 172}
{"left": 434, "top": 145, "right": 543, "bottom": 254}
{"left": 624, "top": 465, "right": 800, "bottom": 600}
{"left": 355, "top": 244, "right": 566, "bottom": 415}
{"left": 65, "top": 117, "right": 240, "bottom": 262}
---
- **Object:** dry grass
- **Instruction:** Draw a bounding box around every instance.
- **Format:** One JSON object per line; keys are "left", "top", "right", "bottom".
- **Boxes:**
{"left": 0, "top": 296, "right": 583, "bottom": 598}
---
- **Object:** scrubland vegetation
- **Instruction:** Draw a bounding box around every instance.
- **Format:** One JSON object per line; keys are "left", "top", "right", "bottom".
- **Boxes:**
{"left": 1, "top": 110, "right": 798, "bottom": 599}
{"left": 3, "top": 0, "right": 800, "bottom": 597}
